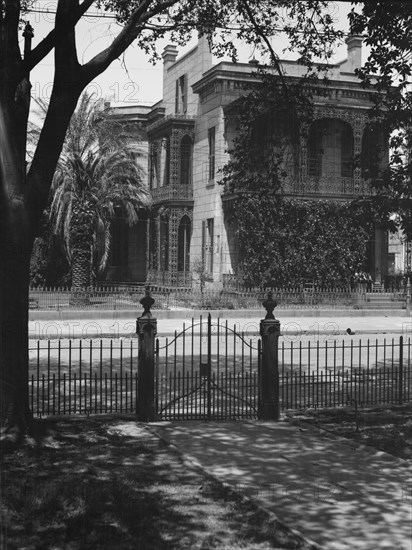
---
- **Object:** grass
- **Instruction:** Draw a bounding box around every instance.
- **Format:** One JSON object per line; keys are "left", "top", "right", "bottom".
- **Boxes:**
{"left": 289, "top": 404, "right": 412, "bottom": 460}
{"left": 1, "top": 416, "right": 316, "bottom": 550}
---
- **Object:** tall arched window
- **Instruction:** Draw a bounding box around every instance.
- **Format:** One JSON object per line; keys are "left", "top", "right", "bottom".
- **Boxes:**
{"left": 307, "top": 118, "right": 354, "bottom": 178}
{"left": 161, "top": 137, "right": 170, "bottom": 186}
{"left": 180, "top": 135, "right": 192, "bottom": 186}
{"left": 149, "top": 144, "right": 159, "bottom": 189}
{"left": 178, "top": 216, "right": 191, "bottom": 272}
{"left": 361, "top": 125, "right": 385, "bottom": 180}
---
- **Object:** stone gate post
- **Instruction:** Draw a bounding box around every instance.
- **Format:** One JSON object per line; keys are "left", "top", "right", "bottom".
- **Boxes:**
{"left": 259, "top": 292, "right": 281, "bottom": 421}
{"left": 136, "top": 286, "right": 157, "bottom": 422}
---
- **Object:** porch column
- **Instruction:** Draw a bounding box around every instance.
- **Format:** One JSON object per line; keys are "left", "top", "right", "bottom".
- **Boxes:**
{"left": 168, "top": 210, "right": 179, "bottom": 286}
{"left": 353, "top": 116, "right": 366, "bottom": 194}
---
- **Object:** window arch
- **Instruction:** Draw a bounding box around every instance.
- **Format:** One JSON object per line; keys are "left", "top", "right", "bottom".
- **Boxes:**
{"left": 180, "top": 135, "right": 192, "bottom": 186}
{"left": 307, "top": 118, "right": 354, "bottom": 178}
{"left": 149, "top": 143, "right": 159, "bottom": 189}
{"left": 178, "top": 216, "right": 191, "bottom": 272}
{"left": 161, "top": 137, "right": 170, "bottom": 186}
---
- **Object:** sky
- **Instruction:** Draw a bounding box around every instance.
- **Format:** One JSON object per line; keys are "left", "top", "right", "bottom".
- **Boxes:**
{"left": 25, "top": 1, "right": 352, "bottom": 109}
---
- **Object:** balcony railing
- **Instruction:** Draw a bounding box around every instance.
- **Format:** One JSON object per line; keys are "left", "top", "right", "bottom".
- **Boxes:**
{"left": 147, "top": 269, "right": 192, "bottom": 287}
{"left": 147, "top": 114, "right": 196, "bottom": 133}
{"left": 284, "top": 176, "right": 373, "bottom": 197}
{"left": 151, "top": 184, "right": 193, "bottom": 203}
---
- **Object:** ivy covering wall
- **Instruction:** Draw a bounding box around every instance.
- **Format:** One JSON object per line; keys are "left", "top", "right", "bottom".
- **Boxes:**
{"left": 231, "top": 194, "right": 375, "bottom": 287}
{"left": 221, "top": 77, "right": 380, "bottom": 288}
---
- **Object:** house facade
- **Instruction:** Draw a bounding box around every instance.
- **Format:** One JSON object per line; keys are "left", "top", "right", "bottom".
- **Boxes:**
{"left": 108, "top": 36, "right": 399, "bottom": 287}
{"left": 142, "top": 35, "right": 393, "bottom": 288}
{"left": 103, "top": 104, "right": 150, "bottom": 283}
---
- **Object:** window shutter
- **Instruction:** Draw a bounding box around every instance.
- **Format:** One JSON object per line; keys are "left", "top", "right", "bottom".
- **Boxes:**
{"left": 183, "top": 74, "right": 188, "bottom": 113}
{"left": 175, "top": 79, "right": 179, "bottom": 113}
{"left": 201, "top": 220, "right": 206, "bottom": 265}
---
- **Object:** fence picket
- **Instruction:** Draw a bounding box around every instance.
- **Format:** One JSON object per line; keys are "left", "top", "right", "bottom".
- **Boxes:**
{"left": 29, "top": 284, "right": 407, "bottom": 311}
{"left": 28, "top": 328, "right": 412, "bottom": 418}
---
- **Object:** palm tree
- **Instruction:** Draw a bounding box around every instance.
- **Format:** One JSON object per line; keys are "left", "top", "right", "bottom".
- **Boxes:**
{"left": 34, "top": 93, "right": 151, "bottom": 294}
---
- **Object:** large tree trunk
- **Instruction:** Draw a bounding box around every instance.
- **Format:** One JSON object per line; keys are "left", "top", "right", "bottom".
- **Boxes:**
{"left": 0, "top": 221, "right": 33, "bottom": 432}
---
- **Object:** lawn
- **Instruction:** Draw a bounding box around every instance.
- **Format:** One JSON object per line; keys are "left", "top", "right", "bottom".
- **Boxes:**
{"left": 288, "top": 404, "right": 412, "bottom": 460}
{"left": 1, "top": 416, "right": 316, "bottom": 550}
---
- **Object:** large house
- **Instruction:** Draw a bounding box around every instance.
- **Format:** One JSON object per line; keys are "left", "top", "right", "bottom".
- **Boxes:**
{"left": 107, "top": 35, "right": 402, "bottom": 288}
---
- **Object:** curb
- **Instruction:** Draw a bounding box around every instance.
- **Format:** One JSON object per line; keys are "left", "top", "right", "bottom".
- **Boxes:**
{"left": 146, "top": 422, "right": 325, "bottom": 550}
{"left": 29, "top": 307, "right": 410, "bottom": 321}
{"left": 27, "top": 327, "right": 410, "bottom": 340}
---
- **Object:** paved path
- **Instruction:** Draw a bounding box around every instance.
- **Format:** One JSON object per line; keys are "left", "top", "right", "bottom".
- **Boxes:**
{"left": 152, "top": 420, "right": 412, "bottom": 550}
{"left": 29, "top": 313, "right": 412, "bottom": 340}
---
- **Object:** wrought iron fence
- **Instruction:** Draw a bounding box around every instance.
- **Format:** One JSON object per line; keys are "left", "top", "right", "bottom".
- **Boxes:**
{"left": 28, "top": 334, "right": 412, "bottom": 418}
{"left": 156, "top": 317, "right": 260, "bottom": 420}
{"left": 29, "top": 285, "right": 147, "bottom": 311}
{"left": 279, "top": 336, "right": 412, "bottom": 409}
{"left": 29, "top": 339, "right": 139, "bottom": 416}
{"left": 29, "top": 285, "right": 383, "bottom": 310}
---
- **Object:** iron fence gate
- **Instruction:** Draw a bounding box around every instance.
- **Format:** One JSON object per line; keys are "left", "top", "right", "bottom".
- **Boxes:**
{"left": 156, "top": 314, "right": 261, "bottom": 420}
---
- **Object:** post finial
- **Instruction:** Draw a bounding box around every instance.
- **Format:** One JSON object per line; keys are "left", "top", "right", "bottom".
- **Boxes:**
{"left": 262, "top": 291, "right": 277, "bottom": 320}
{"left": 140, "top": 285, "right": 155, "bottom": 318}
{"left": 23, "top": 22, "right": 34, "bottom": 38}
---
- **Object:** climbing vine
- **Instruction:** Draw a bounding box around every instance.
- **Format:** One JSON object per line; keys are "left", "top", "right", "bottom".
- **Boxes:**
{"left": 220, "top": 77, "right": 381, "bottom": 287}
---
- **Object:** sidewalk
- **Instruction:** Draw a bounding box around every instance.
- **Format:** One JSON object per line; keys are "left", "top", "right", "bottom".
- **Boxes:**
{"left": 151, "top": 420, "right": 412, "bottom": 550}
{"left": 28, "top": 311, "right": 412, "bottom": 339}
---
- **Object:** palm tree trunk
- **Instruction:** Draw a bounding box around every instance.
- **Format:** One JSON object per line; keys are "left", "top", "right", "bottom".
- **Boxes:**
{"left": 70, "top": 246, "right": 92, "bottom": 306}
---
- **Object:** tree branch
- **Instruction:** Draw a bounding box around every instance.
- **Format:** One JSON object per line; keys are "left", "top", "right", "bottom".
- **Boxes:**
{"left": 240, "top": 0, "right": 288, "bottom": 91}
{"left": 26, "top": 0, "right": 94, "bottom": 72}
{"left": 54, "top": 0, "right": 81, "bottom": 75}
{"left": 80, "top": 0, "right": 177, "bottom": 85}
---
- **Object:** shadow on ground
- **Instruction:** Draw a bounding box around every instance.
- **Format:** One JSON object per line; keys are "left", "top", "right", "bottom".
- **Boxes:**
{"left": 1, "top": 417, "right": 316, "bottom": 550}
{"left": 153, "top": 420, "right": 412, "bottom": 550}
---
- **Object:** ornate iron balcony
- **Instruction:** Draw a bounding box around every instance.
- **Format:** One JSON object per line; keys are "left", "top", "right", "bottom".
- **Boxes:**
{"left": 284, "top": 176, "right": 373, "bottom": 197}
{"left": 151, "top": 184, "right": 193, "bottom": 203}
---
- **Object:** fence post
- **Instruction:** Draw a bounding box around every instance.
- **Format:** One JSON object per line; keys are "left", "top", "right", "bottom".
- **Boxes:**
{"left": 259, "top": 291, "right": 281, "bottom": 421}
{"left": 136, "top": 286, "right": 157, "bottom": 422}
{"left": 399, "top": 335, "right": 404, "bottom": 406}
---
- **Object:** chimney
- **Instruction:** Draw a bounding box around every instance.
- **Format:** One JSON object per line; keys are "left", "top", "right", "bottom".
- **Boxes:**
{"left": 197, "top": 32, "right": 213, "bottom": 74}
{"left": 345, "top": 34, "right": 363, "bottom": 72}
{"left": 161, "top": 44, "right": 178, "bottom": 99}
{"left": 162, "top": 44, "right": 178, "bottom": 68}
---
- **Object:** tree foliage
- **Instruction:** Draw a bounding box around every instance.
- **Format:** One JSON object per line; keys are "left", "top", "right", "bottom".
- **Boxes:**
{"left": 49, "top": 93, "right": 150, "bottom": 286}
{"left": 29, "top": 209, "right": 70, "bottom": 287}
{"left": 349, "top": 2, "right": 412, "bottom": 240}
{"left": 230, "top": 194, "right": 376, "bottom": 287}
{"left": 220, "top": 71, "right": 380, "bottom": 287}
{"left": 0, "top": 0, "right": 345, "bottom": 430}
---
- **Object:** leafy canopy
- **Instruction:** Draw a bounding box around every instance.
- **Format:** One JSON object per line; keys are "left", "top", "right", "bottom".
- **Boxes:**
{"left": 31, "top": 93, "right": 151, "bottom": 278}
{"left": 349, "top": 2, "right": 412, "bottom": 240}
